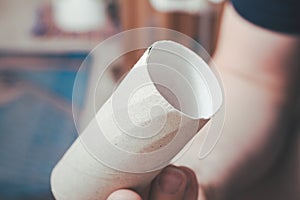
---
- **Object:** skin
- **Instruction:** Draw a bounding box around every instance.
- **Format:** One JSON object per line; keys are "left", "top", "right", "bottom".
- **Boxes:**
{"left": 107, "top": 2, "right": 300, "bottom": 200}
{"left": 107, "top": 165, "right": 200, "bottom": 200}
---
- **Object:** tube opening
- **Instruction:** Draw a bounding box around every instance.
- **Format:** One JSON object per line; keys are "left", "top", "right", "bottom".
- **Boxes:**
{"left": 146, "top": 41, "right": 222, "bottom": 119}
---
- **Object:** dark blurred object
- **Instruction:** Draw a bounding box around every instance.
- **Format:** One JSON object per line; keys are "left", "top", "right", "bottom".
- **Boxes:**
{"left": 0, "top": 52, "right": 89, "bottom": 199}
{"left": 107, "top": 0, "right": 121, "bottom": 28}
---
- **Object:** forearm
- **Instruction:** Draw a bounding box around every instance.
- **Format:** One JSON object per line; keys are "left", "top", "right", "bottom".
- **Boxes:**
{"left": 176, "top": 3, "right": 300, "bottom": 199}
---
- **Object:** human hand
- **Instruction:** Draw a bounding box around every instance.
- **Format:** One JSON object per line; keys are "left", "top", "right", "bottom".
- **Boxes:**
{"left": 107, "top": 165, "right": 201, "bottom": 200}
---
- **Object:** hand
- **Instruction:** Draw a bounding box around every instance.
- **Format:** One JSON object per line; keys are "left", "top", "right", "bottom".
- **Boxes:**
{"left": 107, "top": 165, "right": 200, "bottom": 200}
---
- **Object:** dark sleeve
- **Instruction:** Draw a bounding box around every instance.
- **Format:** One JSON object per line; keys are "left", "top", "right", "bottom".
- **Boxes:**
{"left": 231, "top": 0, "right": 300, "bottom": 35}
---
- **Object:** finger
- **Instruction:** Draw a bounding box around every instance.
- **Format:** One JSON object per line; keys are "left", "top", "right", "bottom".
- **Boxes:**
{"left": 140, "top": 184, "right": 151, "bottom": 200}
{"left": 149, "top": 166, "right": 187, "bottom": 200}
{"left": 178, "top": 166, "right": 198, "bottom": 200}
{"left": 107, "top": 189, "right": 142, "bottom": 200}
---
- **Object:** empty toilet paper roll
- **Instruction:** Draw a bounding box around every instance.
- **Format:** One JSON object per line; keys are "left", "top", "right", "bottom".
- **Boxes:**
{"left": 51, "top": 40, "right": 223, "bottom": 200}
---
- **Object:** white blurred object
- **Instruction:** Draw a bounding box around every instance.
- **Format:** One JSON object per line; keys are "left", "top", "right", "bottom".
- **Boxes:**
{"left": 52, "top": 0, "right": 106, "bottom": 32}
{"left": 150, "top": 0, "right": 224, "bottom": 13}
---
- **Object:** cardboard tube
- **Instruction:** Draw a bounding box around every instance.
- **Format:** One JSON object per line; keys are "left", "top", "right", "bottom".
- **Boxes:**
{"left": 51, "top": 40, "right": 223, "bottom": 199}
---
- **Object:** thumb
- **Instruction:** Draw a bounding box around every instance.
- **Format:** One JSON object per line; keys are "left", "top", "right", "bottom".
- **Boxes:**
{"left": 107, "top": 189, "right": 142, "bottom": 200}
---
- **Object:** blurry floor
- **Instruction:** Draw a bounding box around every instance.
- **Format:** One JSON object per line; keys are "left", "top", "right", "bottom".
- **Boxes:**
{"left": 0, "top": 53, "right": 88, "bottom": 199}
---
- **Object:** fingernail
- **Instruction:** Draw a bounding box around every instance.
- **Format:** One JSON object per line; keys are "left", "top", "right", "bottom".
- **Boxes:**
{"left": 158, "top": 167, "right": 184, "bottom": 194}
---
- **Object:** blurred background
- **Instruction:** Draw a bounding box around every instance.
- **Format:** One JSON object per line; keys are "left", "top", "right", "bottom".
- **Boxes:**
{"left": 0, "top": 0, "right": 225, "bottom": 199}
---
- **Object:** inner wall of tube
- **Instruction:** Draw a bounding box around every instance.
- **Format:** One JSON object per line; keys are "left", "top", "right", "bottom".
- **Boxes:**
{"left": 146, "top": 42, "right": 214, "bottom": 119}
